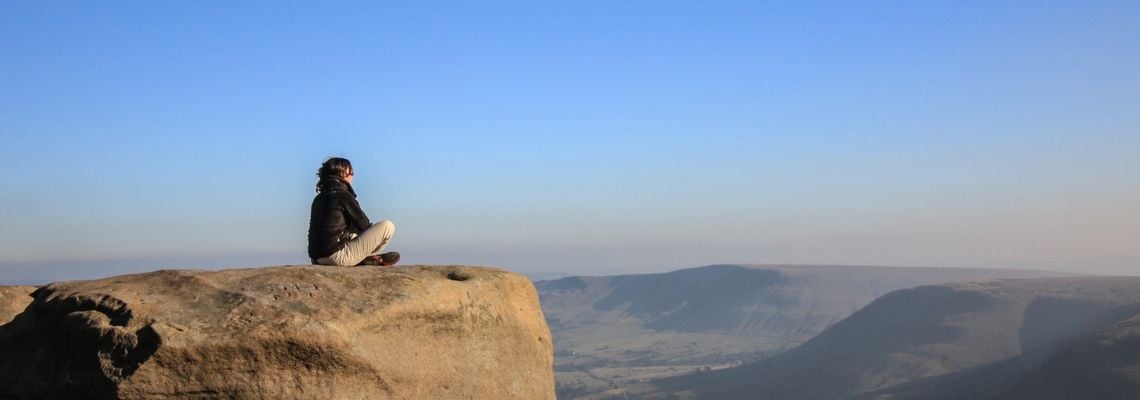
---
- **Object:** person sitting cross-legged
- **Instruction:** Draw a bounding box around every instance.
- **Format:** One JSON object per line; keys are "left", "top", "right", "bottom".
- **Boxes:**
{"left": 307, "top": 157, "right": 400, "bottom": 267}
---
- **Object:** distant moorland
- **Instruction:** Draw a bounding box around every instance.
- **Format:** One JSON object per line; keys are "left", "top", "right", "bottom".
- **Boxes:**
{"left": 537, "top": 264, "right": 1073, "bottom": 399}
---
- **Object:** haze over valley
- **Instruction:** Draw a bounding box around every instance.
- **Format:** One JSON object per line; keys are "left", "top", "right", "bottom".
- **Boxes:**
{"left": 640, "top": 275, "right": 1140, "bottom": 399}
{"left": 537, "top": 264, "right": 1076, "bottom": 398}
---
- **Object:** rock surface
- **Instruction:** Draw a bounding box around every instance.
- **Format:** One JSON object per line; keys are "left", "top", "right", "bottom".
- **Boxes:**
{"left": 0, "top": 286, "right": 34, "bottom": 325}
{"left": 0, "top": 265, "right": 555, "bottom": 399}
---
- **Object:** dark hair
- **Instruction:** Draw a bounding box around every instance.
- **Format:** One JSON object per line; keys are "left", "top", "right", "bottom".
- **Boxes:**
{"left": 316, "top": 157, "right": 353, "bottom": 192}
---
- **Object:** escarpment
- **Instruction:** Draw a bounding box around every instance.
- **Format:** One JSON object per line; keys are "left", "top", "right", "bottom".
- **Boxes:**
{"left": 643, "top": 276, "right": 1140, "bottom": 400}
{"left": 0, "top": 265, "right": 555, "bottom": 399}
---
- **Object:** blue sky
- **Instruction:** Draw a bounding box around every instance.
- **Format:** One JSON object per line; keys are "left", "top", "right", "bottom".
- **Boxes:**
{"left": 2, "top": 1, "right": 1138, "bottom": 283}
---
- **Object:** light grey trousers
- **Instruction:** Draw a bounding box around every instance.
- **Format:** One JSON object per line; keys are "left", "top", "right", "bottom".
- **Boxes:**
{"left": 315, "top": 220, "right": 396, "bottom": 266}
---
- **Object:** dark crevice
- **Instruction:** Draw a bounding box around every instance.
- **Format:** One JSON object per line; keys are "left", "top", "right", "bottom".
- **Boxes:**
{"left": 446, "top": 271, "right": 471, "bottom": 282}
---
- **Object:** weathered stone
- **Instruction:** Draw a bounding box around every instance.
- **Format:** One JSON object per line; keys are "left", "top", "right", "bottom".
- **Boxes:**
{"left": 0, "top": 286, "right": 34, "bottom": 325}
{"left": 0, "top": 265, "right": 555, "bottom": 399}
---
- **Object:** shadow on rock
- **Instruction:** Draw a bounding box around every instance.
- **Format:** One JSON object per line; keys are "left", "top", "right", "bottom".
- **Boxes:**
{"left": 0, "top": 287, "right": 161, "bottom": 399}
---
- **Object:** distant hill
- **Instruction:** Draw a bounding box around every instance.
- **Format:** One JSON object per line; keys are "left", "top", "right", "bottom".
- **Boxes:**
{"left": 639, "top": 276, "right": 1140, "bottom": 400}
{"left": 536, "top": 264, "right": 1072, "bottom": 398}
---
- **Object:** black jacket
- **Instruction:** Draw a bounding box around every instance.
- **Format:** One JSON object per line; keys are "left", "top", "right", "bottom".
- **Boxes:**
{"left": 308, "top": 176, "right": 371, "bottom": 262}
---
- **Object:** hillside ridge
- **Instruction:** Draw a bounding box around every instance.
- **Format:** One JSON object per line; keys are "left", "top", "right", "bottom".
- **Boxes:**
{"left": 642, "top": 276, "right": 1140, "bottom": 400}
{"left": 538, "top": 263, "right": 1074, "bottom": 399}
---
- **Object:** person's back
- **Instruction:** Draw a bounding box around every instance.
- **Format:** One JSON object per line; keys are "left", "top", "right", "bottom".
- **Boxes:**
{"left": 307, "top": 157, "right": 398, "bottom": 266}
{"left": 308, "top": 174, "right": 368, "bottom": 261}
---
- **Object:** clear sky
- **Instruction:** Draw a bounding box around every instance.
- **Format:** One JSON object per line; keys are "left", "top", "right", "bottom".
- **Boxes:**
{"left": 2, "top": 1, "right": 1138, "bottom": 283}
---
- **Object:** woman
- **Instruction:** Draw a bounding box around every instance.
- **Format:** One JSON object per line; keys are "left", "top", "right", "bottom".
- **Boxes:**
{"left": 307, "top": 157, "right": 399, "bottom": 266}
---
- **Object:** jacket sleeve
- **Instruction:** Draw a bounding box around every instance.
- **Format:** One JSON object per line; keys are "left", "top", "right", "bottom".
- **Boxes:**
{"left": 340, "top": 193, "right": 372, "bottom": 233}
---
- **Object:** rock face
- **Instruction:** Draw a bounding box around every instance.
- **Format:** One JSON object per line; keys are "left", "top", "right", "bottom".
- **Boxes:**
{"left": 0, "top": 286, "right": 34, "bottom": 325}
{"left": 0, "top": 265, "right": 555, "bottom": 400}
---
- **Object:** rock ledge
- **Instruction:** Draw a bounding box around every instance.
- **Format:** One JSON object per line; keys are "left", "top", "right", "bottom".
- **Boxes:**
{"left": 0, "top": 265, "right": 554, "bottom": 399}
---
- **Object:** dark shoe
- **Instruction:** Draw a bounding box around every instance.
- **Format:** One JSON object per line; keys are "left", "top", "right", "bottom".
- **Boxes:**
{"left": 357, "top": 255, "right": 383, "bottom": 266}
{"left": 379, "top": 251, "right": 400, "bottom": 266}
{"left": 357, "top": 252, "right": 400, "bottom": 267}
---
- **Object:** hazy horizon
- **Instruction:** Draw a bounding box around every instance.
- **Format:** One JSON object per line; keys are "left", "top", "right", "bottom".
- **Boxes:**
{"left": 2, "top": 2, "right": 1138, "bottom": 282}
{"left": 0, "top": 255, "right": 1119, "bottom": 287}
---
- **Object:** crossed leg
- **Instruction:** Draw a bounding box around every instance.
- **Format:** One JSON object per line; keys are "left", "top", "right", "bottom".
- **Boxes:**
{"left": 316, "top": 220, "right": 396, "bottom": 266}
